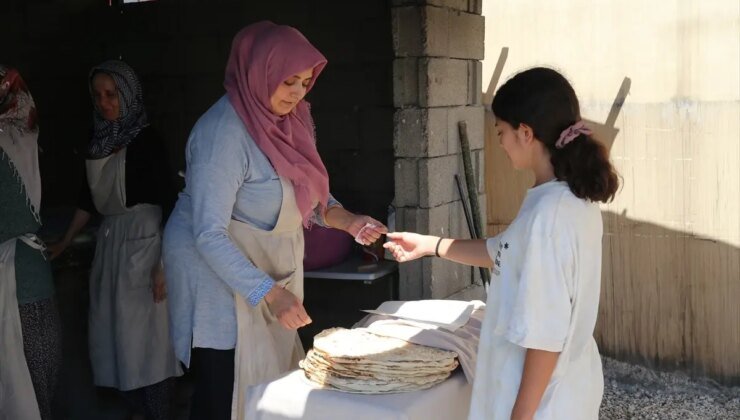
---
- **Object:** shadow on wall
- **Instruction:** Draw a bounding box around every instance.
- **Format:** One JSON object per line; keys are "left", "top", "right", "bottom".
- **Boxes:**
{"left": 598, "top": 208, "right": 740, "bottom": 385}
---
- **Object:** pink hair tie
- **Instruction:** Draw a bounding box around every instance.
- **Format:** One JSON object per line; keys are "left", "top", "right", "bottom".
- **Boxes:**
{"left": 555, "top": 120, "right": 592, "bottom": 149}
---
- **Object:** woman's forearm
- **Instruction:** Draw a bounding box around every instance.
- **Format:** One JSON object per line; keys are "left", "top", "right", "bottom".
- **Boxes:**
{"left": 511, "top": 348, "right": 560, "bottom": 420}
{"left": 324, "top": 206, "right": 353, "bottom": 231}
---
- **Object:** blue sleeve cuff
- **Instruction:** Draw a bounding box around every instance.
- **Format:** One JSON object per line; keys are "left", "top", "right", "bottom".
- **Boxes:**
{"left": 247, "top": 278, "right": 274, "bottom": 306}
{"left": 327, "top": 194, "right": 341, "bottom": 208}
{"left": 312, "top": 194, "right": 343, "bottom": 227}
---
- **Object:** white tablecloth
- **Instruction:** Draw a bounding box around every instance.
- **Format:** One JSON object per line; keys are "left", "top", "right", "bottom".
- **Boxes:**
{"left": 243, "top": 370, "right": 472, "bottom": 420}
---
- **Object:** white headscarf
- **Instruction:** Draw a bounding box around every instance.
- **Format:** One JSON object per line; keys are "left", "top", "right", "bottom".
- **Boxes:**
{"left": 0, "top": 65, "right": 41, "bottom": 222}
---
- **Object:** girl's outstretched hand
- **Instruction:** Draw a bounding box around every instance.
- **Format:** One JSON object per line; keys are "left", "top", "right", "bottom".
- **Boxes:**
{"left": 383, "top": 232, "right": 436, "bottom": 263}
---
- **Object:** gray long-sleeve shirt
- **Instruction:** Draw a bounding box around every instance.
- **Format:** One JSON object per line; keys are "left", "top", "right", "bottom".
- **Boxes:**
{"left": 162, "top": 96, "right": 339, "bottom": 366}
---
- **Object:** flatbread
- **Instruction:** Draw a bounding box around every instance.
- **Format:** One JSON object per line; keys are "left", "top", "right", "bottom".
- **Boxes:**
{"left": 312, "top": 328, "right": 458, "bottom": 363}
{"left": 300, "top": 328, "right": 459, "bottom": 394}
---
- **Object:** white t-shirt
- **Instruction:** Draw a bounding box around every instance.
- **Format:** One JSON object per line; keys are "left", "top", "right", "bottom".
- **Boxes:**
{"left": 468, "top": 180, "right": 604, "bottom": 420}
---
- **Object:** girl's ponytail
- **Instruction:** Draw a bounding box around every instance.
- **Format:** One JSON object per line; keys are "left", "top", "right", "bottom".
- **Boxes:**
{"left": 551, "top": 132, "right": 619, "bottom": 203}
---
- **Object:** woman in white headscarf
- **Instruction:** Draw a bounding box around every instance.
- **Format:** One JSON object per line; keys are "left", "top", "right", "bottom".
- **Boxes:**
{"left": 50, "top": 60, "right": 182, "bottom": 420}
{"left": 0, "top": 65, "right": 61, "bottom": 420}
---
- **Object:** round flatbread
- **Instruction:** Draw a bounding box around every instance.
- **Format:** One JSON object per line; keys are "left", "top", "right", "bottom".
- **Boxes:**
{"left": 301, "top": 328, "right": 459, "bottom": 394}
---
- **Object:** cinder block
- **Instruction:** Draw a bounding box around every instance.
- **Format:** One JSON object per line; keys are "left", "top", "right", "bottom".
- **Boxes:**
{"left": 446, "top": 106, "right": 485, "bottom": 155}
{"left": 468, "top": 0, "right": 483, "bottom": 14}
{"left": 446, "top": 283, "right": 486, "bottom": 300}
{"left": 394, "top": 108, "right": 426, "bottom": 156}
{"left": 448, "top": 11, "right": 484, "bottom": 60}
{"left": 468, "top": 60, "right": 483, "bottom": 105}
{"left": 397, "top": 204, "right": 451, "bottom": 236}
{"left": 391, "top": 0, "right": 469, "bottom": 11}
{"left": 394, "top": 206, "right": 414, "bottom": 232}
{"left": 473, "top": 149, "right": 486, "bottom": 193}
{"left": 476, "top": 193, "right": 488, "bottom": 232}
{"left": 394, "top": 158, "right": 420, "bottom": 207}
{"left": 423, "top": 6, "right": 450, "bottom": 57}
{"left": 394, "top": 107, "right": 448, "bottom": 157}
{"left": 427, "top": 0, "right": 470, "bottom": 11}
{"left": 395, "top": 59, "right": 479, "bottom": 108}
{"left": 429, "top": 257, "right": 470, "bottom": 298}
{"left": 425, "top": 107, "right": 450, "bottom": 156}
{"left": 422, "top": 58, "right": 468, "bottom": 107}
{"left": 399, "top": 259, "right": 424, "bottom": 300}
{"left": 421, "top": 258, "right": 434, "bottom": 298}
{"left": 392, "top": 6, "right": 423, "bottom": 57}
{"left": 428, "top": 203, "right": 453, "bottom": 236}
{"left": 419, "top": 154, "right": 460, "bottom": 207}
{"left": 393, "top": 58, "right": 419, "bottom": 107}
{"left": 449, "top": 198, "right": 473, "bottom": 239}
{"left": 392, "top": 6, "right": 480, "bottom": 59}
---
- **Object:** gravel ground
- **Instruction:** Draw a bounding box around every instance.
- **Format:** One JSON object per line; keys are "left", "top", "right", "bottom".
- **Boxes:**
{"left": 600, "top": 357, "right": 740, "bottom": 419}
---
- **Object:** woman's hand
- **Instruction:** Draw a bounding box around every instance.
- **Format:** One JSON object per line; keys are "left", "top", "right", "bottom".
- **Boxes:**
{"left": 345, "top": 215, "right": 387, "bottom": 245}
{"left": 48, "top": 208, "right": 92, "bottom": 260}
{"left": 324, "top": 207, "right": 387, "bottom": 246}
{"left": 151, "top": 264, "right": 167, "bottom": 303}
{"left": 264, "top": 286, "right": 312, "bottom": 330}
{"left": 383, "top": 232, "right": 437, "bottom": 263}
{"left": 47, "top": 241, "right": 70, "bottom": 260}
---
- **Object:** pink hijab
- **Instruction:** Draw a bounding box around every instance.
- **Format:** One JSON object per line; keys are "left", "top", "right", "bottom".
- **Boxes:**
{"left": 224, "top": 21, "right": 329, "bottom": 226}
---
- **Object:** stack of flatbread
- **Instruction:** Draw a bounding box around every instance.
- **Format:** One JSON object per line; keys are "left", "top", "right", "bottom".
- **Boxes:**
{"left": 299, "top": 327, "right": 459, "bottom": 394}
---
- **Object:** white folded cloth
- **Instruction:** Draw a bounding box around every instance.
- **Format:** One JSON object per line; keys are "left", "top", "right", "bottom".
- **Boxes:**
{"left": 355, "top": 300, "right": 485, "bottom": 383}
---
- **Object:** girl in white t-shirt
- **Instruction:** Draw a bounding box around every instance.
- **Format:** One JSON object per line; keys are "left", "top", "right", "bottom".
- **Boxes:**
{"left": 384, "top": 67, "right": 620, "bottom": 420}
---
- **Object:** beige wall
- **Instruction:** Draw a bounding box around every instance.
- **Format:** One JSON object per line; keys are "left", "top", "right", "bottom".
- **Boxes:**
{"left": 482, "top": 0, "right": 740, "bottom": 382}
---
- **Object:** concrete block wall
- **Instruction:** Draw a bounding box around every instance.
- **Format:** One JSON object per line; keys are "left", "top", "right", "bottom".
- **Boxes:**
{"left": 3, "top": 0, "right": 395, "bottom": 222}
{"left": 392, "top": 1, "right": 486, "bottom": 299}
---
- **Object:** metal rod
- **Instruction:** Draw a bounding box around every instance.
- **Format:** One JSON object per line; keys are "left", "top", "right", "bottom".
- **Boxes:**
{"left": 455, "top": 171, "right": 491, "bottom": 286}
{"left": 455, "top": 174, "right": 475, "bottom": 240}
{"left": 458, "top": 121, "right": 490, "bottom": 285}
{"left": 458, "top": 121, "right": 484, "bottom": 239}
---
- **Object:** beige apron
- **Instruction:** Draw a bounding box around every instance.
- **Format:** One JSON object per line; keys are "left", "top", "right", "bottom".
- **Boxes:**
{"left": 86, "top": 149, "right": 182, "bottom": 391}
{"left": 228, "top": 178, "right": 306, "bottom": 420}
{"left": 0, "top": 235, "right": 43, "bottom": 420}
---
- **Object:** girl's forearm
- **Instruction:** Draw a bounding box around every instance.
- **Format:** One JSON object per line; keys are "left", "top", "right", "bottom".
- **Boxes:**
{"left": 436, "top": 238, "right": 492, "bottom": 268}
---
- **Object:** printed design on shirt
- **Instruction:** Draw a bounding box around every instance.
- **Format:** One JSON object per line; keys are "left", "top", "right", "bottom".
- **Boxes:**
{"left": 492, "top": 241, "right": 509, "bottom": 276}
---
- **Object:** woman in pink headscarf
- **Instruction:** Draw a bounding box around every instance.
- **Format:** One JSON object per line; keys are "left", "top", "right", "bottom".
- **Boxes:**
{"left": 162, "top": 21, "right": 386, "bottom": 418}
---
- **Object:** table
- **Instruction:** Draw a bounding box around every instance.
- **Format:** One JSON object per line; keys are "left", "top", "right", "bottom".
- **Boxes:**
{"left": 304, "top": 255, "right": 398, "bottom": 285}
{"left": 300, "top": 256, "right": 399, "bottom": 348}
{"left": 243, "top": 370, "right": 472, "bottom": 420}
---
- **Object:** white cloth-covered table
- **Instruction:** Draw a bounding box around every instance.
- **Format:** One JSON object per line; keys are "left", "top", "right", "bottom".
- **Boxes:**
{"left": 243, "top": 370, "right": 472, "bottom": 420}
